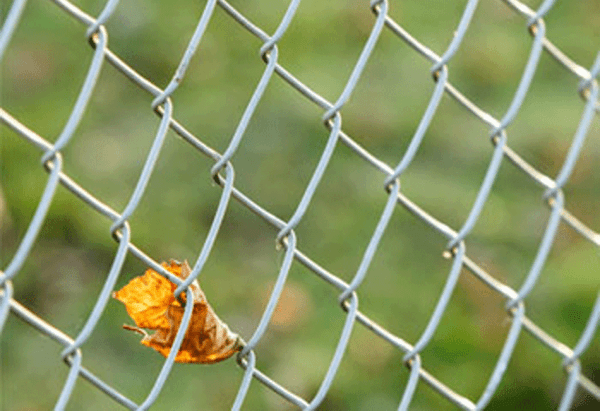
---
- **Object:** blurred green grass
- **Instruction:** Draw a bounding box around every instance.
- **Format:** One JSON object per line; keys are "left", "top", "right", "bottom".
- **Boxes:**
{"left": 1, "top": 0, "right": 599, "bottom": 410}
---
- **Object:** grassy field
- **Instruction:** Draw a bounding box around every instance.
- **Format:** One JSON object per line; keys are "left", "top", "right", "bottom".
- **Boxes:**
{"left": 1, "top": 0, "right": 599, "bottom": 410}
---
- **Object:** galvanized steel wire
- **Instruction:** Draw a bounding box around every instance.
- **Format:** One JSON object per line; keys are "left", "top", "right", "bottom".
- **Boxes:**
{"left": 1, "top": 0, "right": 599, "bottom": 410}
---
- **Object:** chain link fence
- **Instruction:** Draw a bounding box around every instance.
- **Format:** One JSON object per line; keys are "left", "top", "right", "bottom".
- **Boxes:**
{"left": 1, "top": 0, "right": 599, "bottom": 409}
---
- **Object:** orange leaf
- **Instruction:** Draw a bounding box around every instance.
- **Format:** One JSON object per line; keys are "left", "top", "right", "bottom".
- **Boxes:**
{"left": 113, "top": 260, "right": 242, "bottom": 364}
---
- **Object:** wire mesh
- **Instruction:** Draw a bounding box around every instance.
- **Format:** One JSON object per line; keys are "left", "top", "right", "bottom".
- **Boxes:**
{"left": 1, "top": 0, "right": 599, "bottom": 410}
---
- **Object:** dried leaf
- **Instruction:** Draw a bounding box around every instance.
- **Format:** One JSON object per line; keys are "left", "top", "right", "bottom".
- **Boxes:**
{"left": 113, "top": 260, "right": 242, "bottom": 364}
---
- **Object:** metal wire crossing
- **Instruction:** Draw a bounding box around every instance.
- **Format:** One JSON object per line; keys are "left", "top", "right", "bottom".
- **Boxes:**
{"left": 1, "top": 0, "right": 599, "bottom": 409}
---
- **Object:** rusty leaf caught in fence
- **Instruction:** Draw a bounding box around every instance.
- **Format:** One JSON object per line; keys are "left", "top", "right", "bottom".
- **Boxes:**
{"left": 113, "top": 260, "right": 242, "bottom": 364}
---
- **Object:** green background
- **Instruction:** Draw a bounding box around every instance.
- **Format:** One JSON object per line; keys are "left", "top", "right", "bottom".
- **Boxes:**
{"left": 1, "top": 0, "right": 599, "bottom": 410}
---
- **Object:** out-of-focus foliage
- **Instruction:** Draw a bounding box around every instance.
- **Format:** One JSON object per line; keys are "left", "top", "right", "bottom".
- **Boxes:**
{"left": 1, "top": 0, "right": 599, "bottom": 410}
